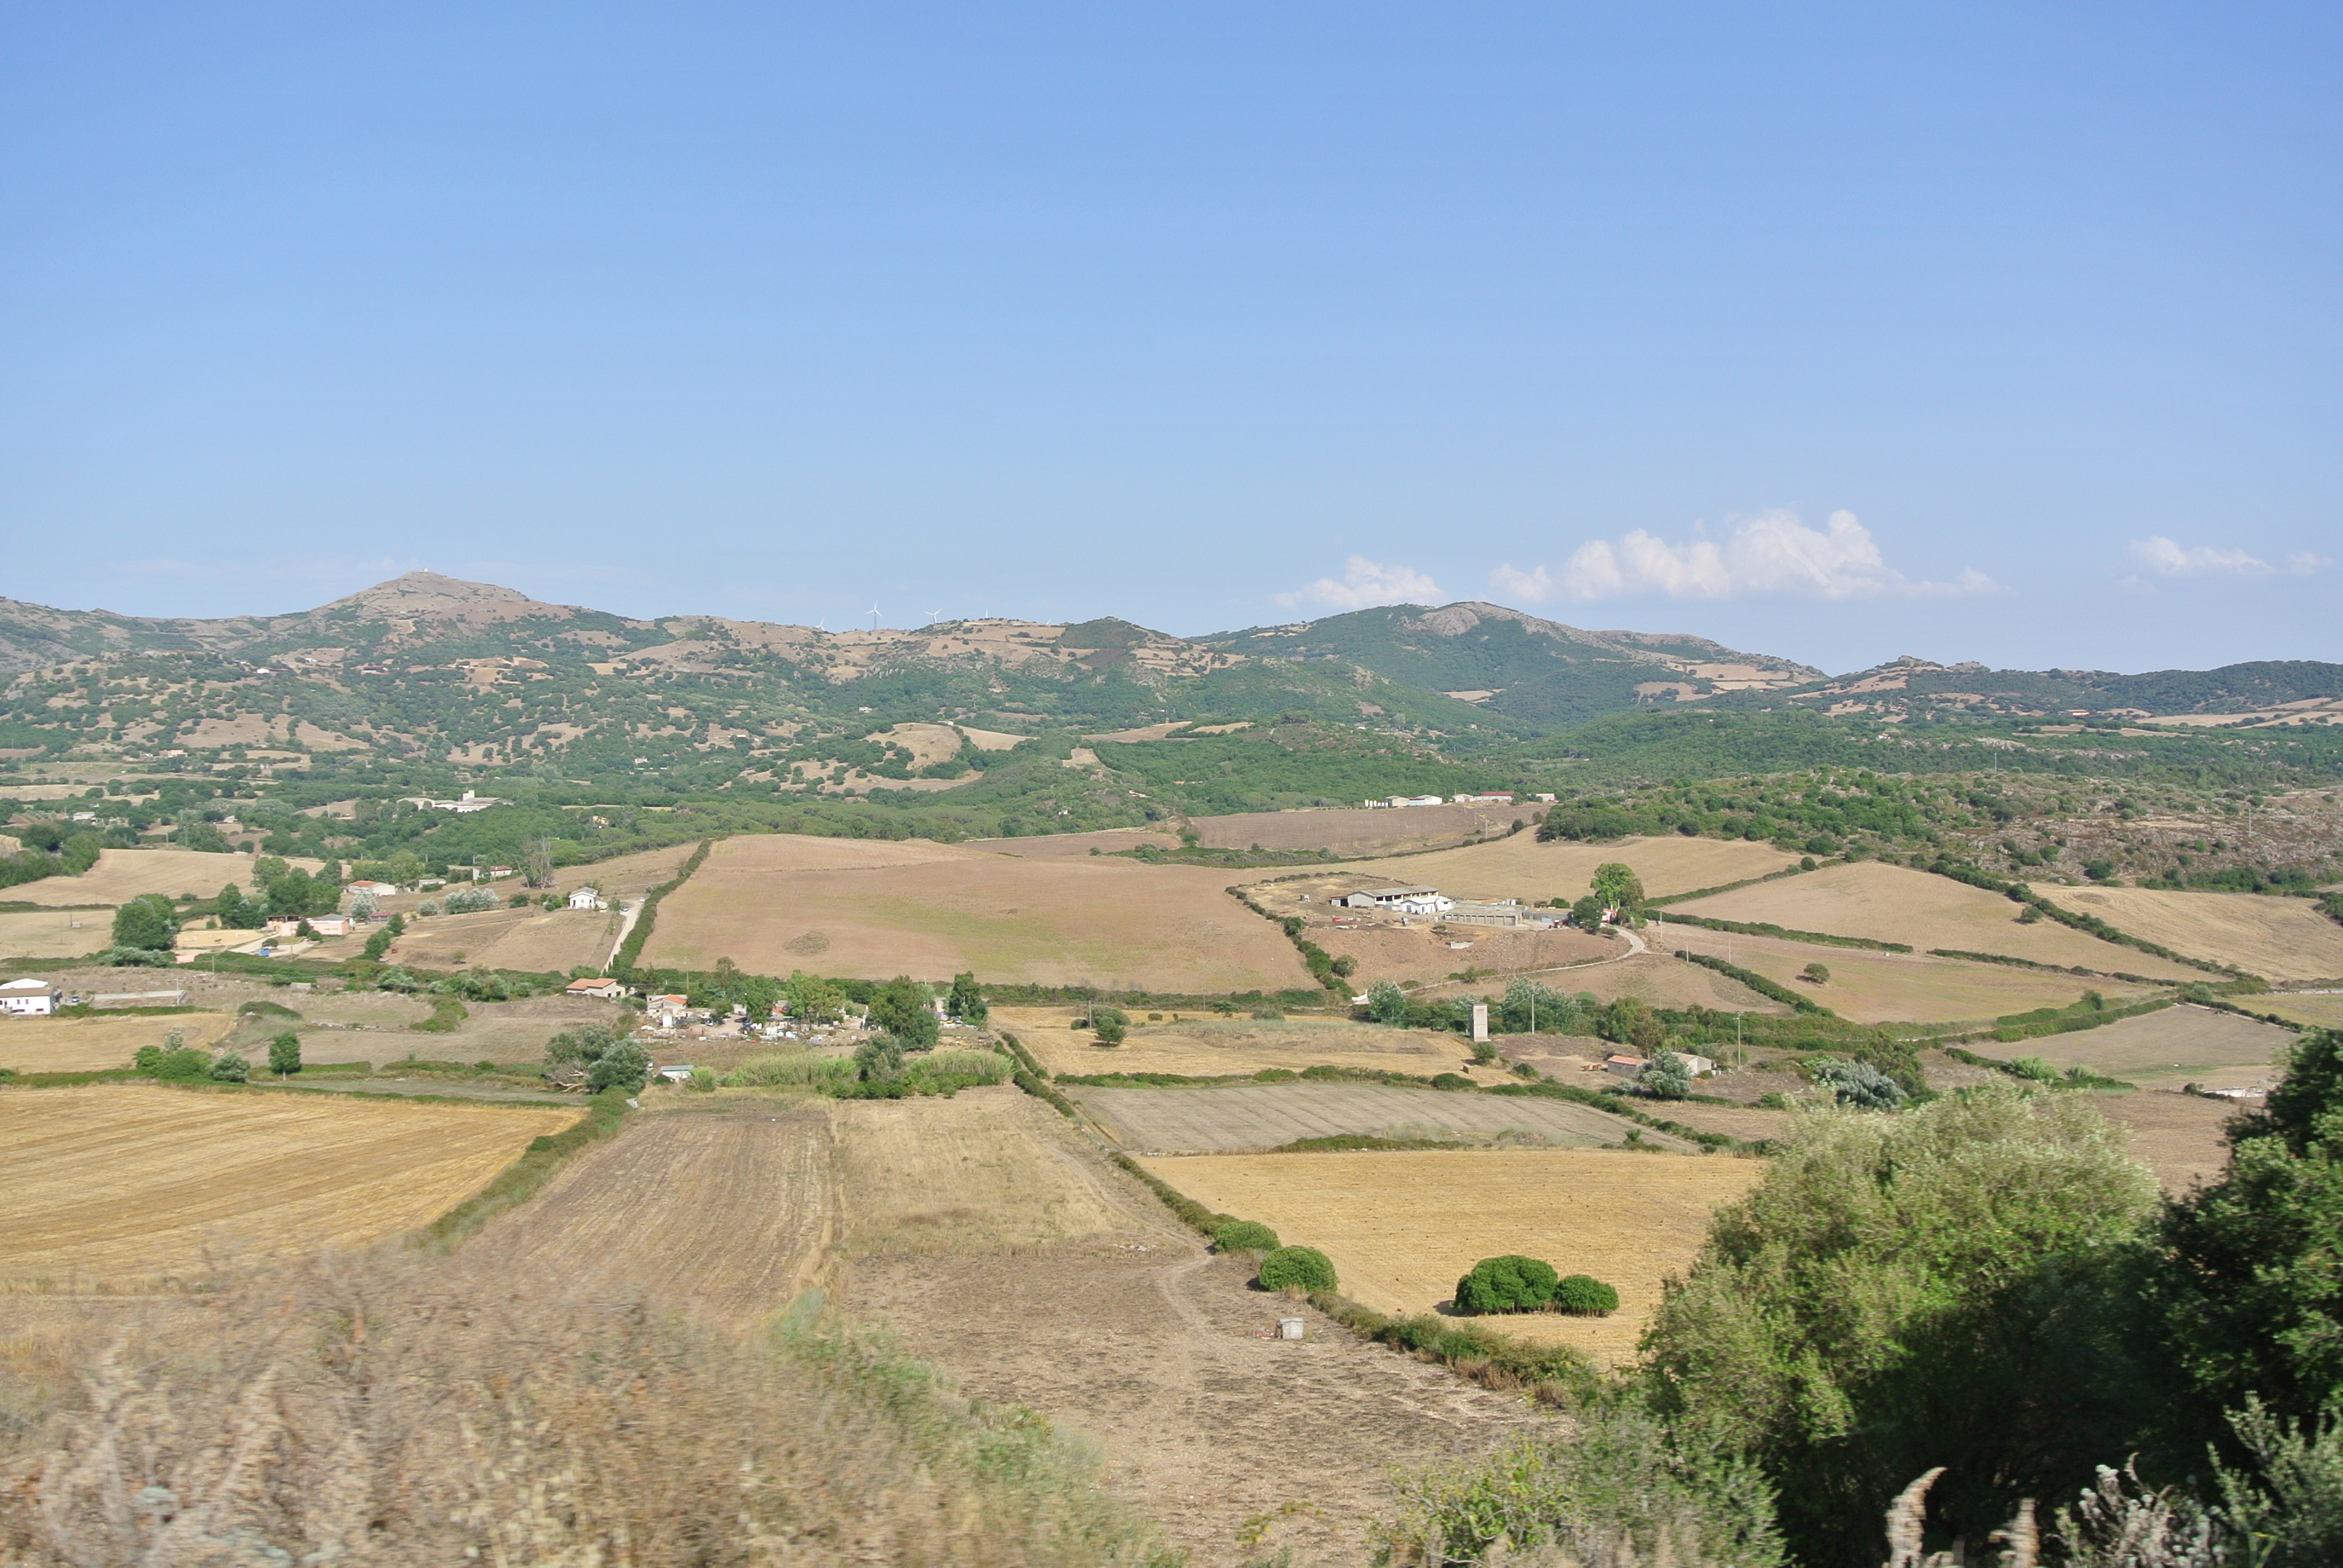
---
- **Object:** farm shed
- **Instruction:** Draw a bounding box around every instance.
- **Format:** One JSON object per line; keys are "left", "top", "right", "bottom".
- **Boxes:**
{"left": 565, "top": 976, "right": 626, "bottom": 1000}
{"left": 0, "top": 978, "right": 60, "bottom": 1016}
{"left": 1603, "top": 1054, "right": 1646, "bottom": 1078}
{"left": 1339, "top": 885, "right": 1456, "bottom": 915}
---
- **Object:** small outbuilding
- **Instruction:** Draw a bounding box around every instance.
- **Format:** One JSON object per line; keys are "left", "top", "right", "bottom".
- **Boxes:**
{"left": 565, "top": 976, "right": 626, "bottom": 1001}
{"left": 1602, "top": 1053, "right": 1646, "bottom": 1078}
{"left": 568, "top": 887, "right": 603, "bottom": 911}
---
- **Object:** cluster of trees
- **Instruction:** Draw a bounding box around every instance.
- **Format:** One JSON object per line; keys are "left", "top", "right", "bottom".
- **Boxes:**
{"left": 543, "top": 1024, "right": 649, "bottom": 1091}
{"left": 1453, "top": 1255, "right": 1620, "bottom": 1316}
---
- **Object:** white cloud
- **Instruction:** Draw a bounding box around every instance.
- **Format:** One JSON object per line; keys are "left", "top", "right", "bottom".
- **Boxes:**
{"left": 2286, "top": 552, "right": 2332, "bottom": 577}
{"left": 1276, "top": 555, "right": 1441, "bottom": 612}
{"left": 2127, "top": 536, "right": 2274, "bottom": 578}
{"left": 1489, "top": 509, "right": 1996, "bottom": 604}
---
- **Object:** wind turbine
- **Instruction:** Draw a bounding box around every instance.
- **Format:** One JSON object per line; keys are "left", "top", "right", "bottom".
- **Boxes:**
{"left": 868, "top": 603, "right": 880, "bottom": 632}
{"left": 927, "top": 607, "right": 944, "bottom": 627}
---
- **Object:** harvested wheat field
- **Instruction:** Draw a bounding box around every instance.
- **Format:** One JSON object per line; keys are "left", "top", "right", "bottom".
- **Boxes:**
{"left": 1669, "top": 861, "right": 2200, "bottom": 979}
{"left": 10, "top": 848, "right": 324, "bottom": 907}
{"left": 1997, "top": 1003, "right": 2296, "bottom": 1093}
{"left": 1242, "top": 837, "right": 1794, "bottom": 929}
{"left": 464, "top": 1099, "right": 836, "bottom": 1327}
{"left": 1191, "top": 803, "right": 1518, "bottom": 857}
{"left": 968, "top": 825, "right": 1184, "bottom": 858}
{"left": 2094, "top": 1091, "right": 2239, "bottom": 1193}
{"left": 1138, "top": 1149, "right": 1764, "bottom": 1364}
{"left": 0, "top": 909, "right": 111, "bottom": 958}
{"left": 2038, "top": 886, "right": 2343, "bottom": 983}
{"left": 644, "top": 833, "right": 1311, "bottom": 992}
{"left": 1412, "top": 946, "right": 1794, "bottom": 1013}
{"left": 375, "top": 903, "right": 616, "bottom": 973}
{"left": 1000, "top": 1007, "right": 1473, "bottom": 1077}
{"left": 1663, "top": 924, "right": 2162, "bottom": 1025}
{"left": 0, "top": 1011, "right": 233, "bottom": 1074}
{"left": 2262, "top": 993, "right": 2343, "bottom": 1030}
{"left": 1070, "top": 1082, "right": 1693, "bottom": 1154}
{"left": 0, "top": 1085, "right": 576, "bottom": 1287}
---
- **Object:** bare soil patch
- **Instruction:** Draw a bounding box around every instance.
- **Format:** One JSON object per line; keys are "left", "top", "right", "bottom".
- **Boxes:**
{"left": 1315, "top": 920, "right": 1616, "bottom": 987}
{"left": 0, "top": 1085, "right": 575, "bottom": 1288}
{"left": 1663, "top": 925, "right": 2162, "bottom": 1025}
{"left": 1138, "top": 1149, "right": 1765, "bottom": 1365}
{"left": 10, "top": 848, "right": 322, "bottom": 907}
{"left": 1070, "top": 1082, "right": 1691, "bottom": 1154}
{"left": 374, "top": 903, "right": 615, "bottom": 974}
{"left": 0, "top": 1012, "right": 234, "bottom": 1073}
{"left": 1670, "top": 861, "right": 2200, "bottom": 978}
{"left": 2039, "top": 886, "right": 2343, "bottom": 983}
{"left": 646, "top": 834, "right": 1312, "bottom": 992}
{"left": 1993, "top": 1003, "right": 2295, "bottom": 1093}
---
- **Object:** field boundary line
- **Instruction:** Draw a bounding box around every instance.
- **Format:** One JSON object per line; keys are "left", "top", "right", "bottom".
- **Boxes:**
{"left": 416, "top": 1085, "right": 629, "bottom": 1249}
{"left": 613, "top": 837, "right": 715, "bottom": 975}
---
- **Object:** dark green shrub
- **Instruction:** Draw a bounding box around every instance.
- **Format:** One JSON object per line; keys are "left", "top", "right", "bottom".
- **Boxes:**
{"left": 1551, "top": 1274, "right": 1619, "bottom": 1316}
{"left": 1212, "top": 1220, "right": 1280, "bottom": 1255}
{"left": 208, "top": 1050, "right": 251, "bottom": 1083}
{"left": 1455, "top": 1255, "right": 1560, "bottom": 1315}
{"left": 1091, "top": 1006, "right": 1128, "bottom": 1045}
{"left": 1430, "top": 1072, "right": 1476, "bottom": 1091}
{"left": 267, "top": 1032, "right": 302, "bottom": 1076}
{"left": 1257, "top": 1246, "right": 1337, "bottom": 1294}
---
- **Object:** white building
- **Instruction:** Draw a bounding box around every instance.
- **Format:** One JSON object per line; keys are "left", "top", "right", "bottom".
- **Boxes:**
{"left": 0, "top": 977, "right": 60, "bottom": 1016}
{"left": 1338, "top": 884, "right": 1456, "bottom": 915}
{"left": 1386, "top": 794, "right": 1444, "bottom": 809}
{"left": 567, "top": 887, "right": 603, "bottom": 911}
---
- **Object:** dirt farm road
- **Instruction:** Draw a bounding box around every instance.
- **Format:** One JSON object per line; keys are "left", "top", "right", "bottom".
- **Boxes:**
{"left": 465, "top": 1089, "right": 1544, "bottom": 1566}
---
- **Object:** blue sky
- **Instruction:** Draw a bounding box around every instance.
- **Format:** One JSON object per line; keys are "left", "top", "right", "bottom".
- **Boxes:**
{"left": 3, "top": 3, "right": 2336, "bottom": 676}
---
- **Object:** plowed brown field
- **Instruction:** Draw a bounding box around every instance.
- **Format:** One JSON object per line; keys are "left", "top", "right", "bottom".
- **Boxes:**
{"left": 1137, "top": 1149, "right": 1764, "bottom": 1364}
{"left": 643, "top": 833, "right": 1311, "bottom": 992}
{"left": 1, "top": 1086, "right": 575, "bottom": 1287}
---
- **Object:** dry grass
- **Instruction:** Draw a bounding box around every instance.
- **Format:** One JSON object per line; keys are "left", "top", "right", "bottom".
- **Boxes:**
{"left": 0, "top": 1012, "right": 234, "bottom": 1074}
{"left": 373, "top": 902, "right": 615, "bottom": 972}
{"left": 9, "top": 848, "right": 322, "bottom": 908}
{"left": 1670, "top": 861, "right": 2201, "bottom": 978}
{"left": 1137, "top": 1149, "right": 1765, "bottom": 1364}
{"left": 1314, "top": 920, "right": 1618, "bottom": 987}
{"left": 0, "top": 909, "right": 113, "bottom": 958}
{"left": 1068, "top": 1082, "right": 1692, "bottom": 1154}
{"left": 2038, "top": 886, "right": 2343, "bottom": 982}
{"left": 0, "top": 1085, "right": 576, "bottom": 1288}
{"left": 1663, "top": 924, "right": 2163, "bottom": 1024}
{"left": 0, "top": 1256, "right": 1152, "bottom": 1567}
{"left": 969, "top": 826, "right": 1185, "bottom": 858}
{"left": 645, "top": 834, "right": 1312, "bottom": 992}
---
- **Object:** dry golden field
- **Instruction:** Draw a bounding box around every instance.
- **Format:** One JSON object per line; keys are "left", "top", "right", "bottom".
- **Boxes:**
{"left": 968, "top": 825, "right": 1185, "bottom": 858}
{"left": 1312, "top": 920, "right": 1617, "bottom": 987}
{"left": 1669, "top": 862, "right": 2201, "bottom": 979}
{"left": 1662, "top": 924, "right": 2163, "bottom": 1024}
{"left": 1000, "top": 1007, "right": 1476, "bottom": 1077}
{"left": 366, "top": 902, "right": 615, "bottom": 973}
{"left": 0, "top": 1012, "right": 234, "bottom": 1073}
{"left": 1249, "top": 833, "right": 1795, "bottom": 913}
{"left": 644, "top": 834, "right": 1312, "bottom": 991}
{"left": 2038, "top": 886, "right": 2343, "bottom": 982}
{"left": 0, "top": 1085, "right": 576, "bottom": 1287}
{"left": 2095, "top": 1091, "right": 2240, "bottom": 1192}
{"left": 1138, "top": 1149, "right": 1765, "bottom": 1363}
{"left": 10, "top": 849, "right": 324, "bottom": 908}
{"left": 0, "top": 908, "right": 111, "bottom": 958}
{"left": 2262, "top": 992, "right": 2343, "bottom": 1030}
{"left": 1191, "top": 804, "right": 1518, "bottom": 856}
{"left": 1069, "top": 1082, "right": 1693, "bottom": 1154}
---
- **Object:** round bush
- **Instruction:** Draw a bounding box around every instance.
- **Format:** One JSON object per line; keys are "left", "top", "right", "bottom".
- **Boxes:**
{"left": 1256, "top": 1246, "right": 1337, "bottom": 1295}
{"left": 1454, "top": 1255, "right": 1560, "bottom": 1315}
{"left": 1552, "top": 1274, "right": 1619, "bottom": 1316}
{"left": 1211, "top": 1219, "right": 1281, "bottom": 1255}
